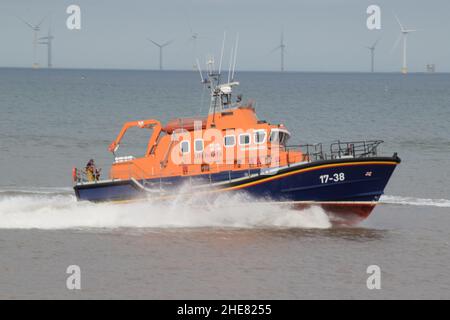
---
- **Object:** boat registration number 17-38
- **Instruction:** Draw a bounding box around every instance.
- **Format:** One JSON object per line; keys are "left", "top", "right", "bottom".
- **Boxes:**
{"left": 319, "top": 173, "right": 345, "bottom": 184}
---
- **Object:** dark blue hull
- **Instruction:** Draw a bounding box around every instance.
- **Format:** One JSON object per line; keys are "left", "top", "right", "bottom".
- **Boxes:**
{"left": 74, "top": 179, "right": 147, "bottom": 202}
{"left": 74, "top": 157, "right": 400, "bottom": 207}
{"left": 226, "top": 158, "right": 399, "bottom": 202}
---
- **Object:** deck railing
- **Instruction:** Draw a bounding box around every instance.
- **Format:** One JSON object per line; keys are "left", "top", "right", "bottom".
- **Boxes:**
{"left": 329, "top": 140, "right": 383, "bottom": 159}
{"left": 74, "top": 140, "right": 385, "bottom": 186}
{"left": 285, "top": 140, "right": 383, "bottom": 162}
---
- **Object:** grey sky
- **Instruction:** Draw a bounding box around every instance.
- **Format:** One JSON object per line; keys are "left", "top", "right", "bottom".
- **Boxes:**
{"left": 0, "top": 0, "right": 449, "bottom": 72}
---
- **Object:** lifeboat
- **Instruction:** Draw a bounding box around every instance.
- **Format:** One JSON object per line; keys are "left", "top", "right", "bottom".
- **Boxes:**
{"left": 73, "top": 69, "right": 400, "bottom": 226}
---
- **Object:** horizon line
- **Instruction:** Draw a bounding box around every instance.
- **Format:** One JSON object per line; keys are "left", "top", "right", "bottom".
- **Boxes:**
{"left": 0, "top": 66, "right": 448, "bottom": 74}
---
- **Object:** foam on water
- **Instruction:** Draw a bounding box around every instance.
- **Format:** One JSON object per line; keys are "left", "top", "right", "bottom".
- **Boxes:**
{"left": 380, "top": 195, "right": 450, "bottom": 208}
{"left": 0, "top": 190, "right": 331, "bottom": 230}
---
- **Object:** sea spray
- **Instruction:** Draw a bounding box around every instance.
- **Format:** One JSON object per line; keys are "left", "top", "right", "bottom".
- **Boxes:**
{"left": 0, "top": 188, "right": 331, "bottom": 230}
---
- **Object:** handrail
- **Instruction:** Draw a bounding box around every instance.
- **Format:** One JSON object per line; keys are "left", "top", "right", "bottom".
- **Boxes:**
{"left": 285, "top": 143, "right": 324, "bottom": 162}
{"left": 286, "top": 140, "right": 384, "bottom": 162}
{"left": 330, "top": 140, "right": 383, "bottom": 159}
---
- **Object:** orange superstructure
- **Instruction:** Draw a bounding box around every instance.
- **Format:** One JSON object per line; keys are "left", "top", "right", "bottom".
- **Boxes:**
{"left": 109, "top": 103, "right": 304, "bottom": 181}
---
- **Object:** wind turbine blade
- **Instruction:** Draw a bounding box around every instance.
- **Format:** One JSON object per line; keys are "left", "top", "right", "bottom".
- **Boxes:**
{"left": 16, "top": 16, "right": 35, "bottom": 29}
{"left": 394, "top": 14, "right": 405, "bottom": 32}
{"left": 270, "top": 45, "right": 281, "bottom": 54}
{"left": 391, "top": 33, "right": 402, "bottom": 53}
{"left": 186, "top": 34, "right": 208, "bottom": 44}
{"left": 161, "top": 40, "right": 174, "bottom": 47}
{"left": 373, "top": 37, "right": 381, "bottom": 48}
{"left": 186, "top": 13, "right": 193, "bottom": 36}
{"left": 36, "top": 16, "right": 46, "bottom": 28}
{"left": 147, "top": 39, "right": 162, "bottom": 47}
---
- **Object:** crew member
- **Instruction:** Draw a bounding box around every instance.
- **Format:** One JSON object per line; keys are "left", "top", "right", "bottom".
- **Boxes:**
{"left": 85, "top": 159, "right": 100, "bottom": 182}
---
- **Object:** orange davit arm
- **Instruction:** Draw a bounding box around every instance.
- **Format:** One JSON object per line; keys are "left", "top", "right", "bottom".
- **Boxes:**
{"left": 108, "top": 119, "right": 162, "bottom": 154}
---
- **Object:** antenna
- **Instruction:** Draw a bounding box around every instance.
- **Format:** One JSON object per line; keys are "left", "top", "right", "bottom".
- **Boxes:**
{"left": 196, "top": 58, "right": 204, "bottom": 83}
{"left": 231, "top": 33, "right": 239, "bottom": 81}
{"left": 207, "top": 55, "right": 215, "bottom": 76}
{"left": 227, "top": 46, "right": 234, "bottom": 83}
{"left": 218, "top": 31, "right": 227, "bottom": 76}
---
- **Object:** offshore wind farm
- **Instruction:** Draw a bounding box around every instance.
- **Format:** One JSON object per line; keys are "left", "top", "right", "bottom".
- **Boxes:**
{"left": 5, "top": 6, "right": 441, "bottom": 74}
{"left": 17, "top": 16, "right": 46, "bottom": 69}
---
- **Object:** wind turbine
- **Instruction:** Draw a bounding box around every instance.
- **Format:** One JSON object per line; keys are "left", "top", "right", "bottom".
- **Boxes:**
{"left": 39, "top": 26, "right": 54, "bottom": 68}
{"left": 394, "top": 15, "right": 416, "bottom": 74}
{"left": 147, "top": 39, "right": 173, "bottom": 70}
{"left": 366, "top": 38, "right": 380, "bottom": 73}
{"left": 18, "top": 16, "right": 46, "bottom": 69}
{"left": 188, "top": 29, "right": 201, "bottom": 53}
{"left": 271, "top": 29, "right": 286, "bottom": 72}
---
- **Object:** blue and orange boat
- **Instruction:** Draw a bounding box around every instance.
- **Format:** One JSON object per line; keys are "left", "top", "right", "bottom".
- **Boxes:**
{"left": 73, "top": 68, "right": 400, "bottom": 225}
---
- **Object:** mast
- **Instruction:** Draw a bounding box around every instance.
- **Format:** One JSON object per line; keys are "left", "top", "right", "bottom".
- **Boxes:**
{"left": 195, "top": 34, "right": 241, "bottom": 126}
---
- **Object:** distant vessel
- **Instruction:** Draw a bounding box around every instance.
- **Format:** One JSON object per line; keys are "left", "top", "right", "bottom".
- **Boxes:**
{"left": 73, "top": 66, "right": 400, "bottom": 225}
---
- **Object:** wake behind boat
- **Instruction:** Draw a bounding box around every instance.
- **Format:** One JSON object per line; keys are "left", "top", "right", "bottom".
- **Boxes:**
{"left": 73, "top": 60, "right": 400, "bottom": 225}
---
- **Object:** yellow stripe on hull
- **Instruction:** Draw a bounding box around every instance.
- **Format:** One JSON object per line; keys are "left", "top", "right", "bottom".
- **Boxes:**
{"left": 220, "top": 161, "right": 398, "bottom": 192}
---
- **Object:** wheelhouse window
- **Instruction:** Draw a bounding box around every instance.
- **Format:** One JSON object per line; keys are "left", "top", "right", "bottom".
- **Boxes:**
{"left": 180, "top": 140, "right": 190, "bottom": 154}
{"left": 254, "top": 130, "right": 266, "bottom": 144}
{"left": 270, "top": 130, "right": 290, "bottom": 146}
{"left": 239, "top": 134, "right": 251, "bottom": 146}
{"left": 194, "top": 139, "right": 204, "bottom": 153}
{"left": 224, "top": 135, "right": 236, "bottom": 147}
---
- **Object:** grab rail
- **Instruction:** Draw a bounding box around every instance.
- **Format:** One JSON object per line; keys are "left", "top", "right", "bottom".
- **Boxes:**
{"left": 285, "top": 140, "right": 384, "bottom": 162}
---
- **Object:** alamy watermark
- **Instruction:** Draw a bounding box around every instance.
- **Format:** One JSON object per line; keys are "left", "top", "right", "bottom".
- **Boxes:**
{"left": 366, "top": 5, "right": 381, "bottom": 30}
{"left": 66, "top": 4, "right": 81, "bottom": 30}
{"left": 66, "top": 265, "right": 81, "bottom": 290}
{"left": 366, "top": 265, "right": 381, "bottom": 290}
